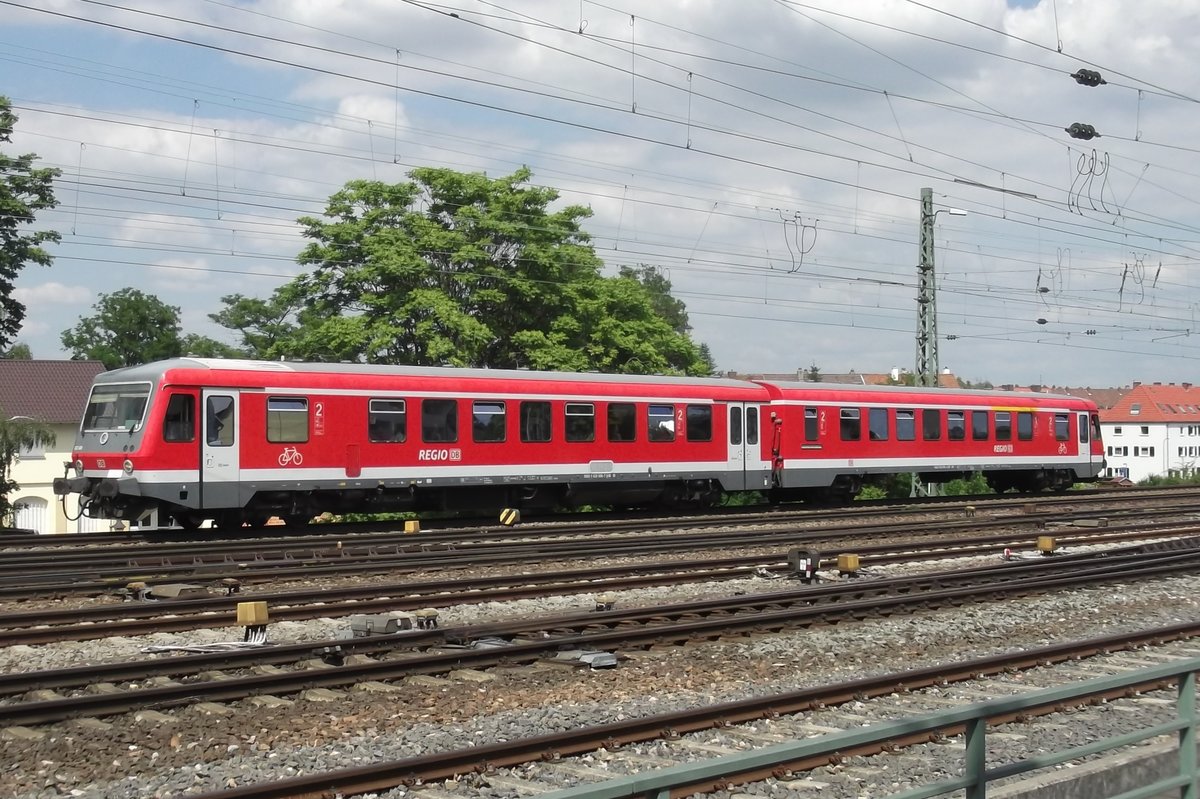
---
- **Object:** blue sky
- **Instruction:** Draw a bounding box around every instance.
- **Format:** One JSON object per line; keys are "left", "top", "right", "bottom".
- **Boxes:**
{"left": 4, "top": 0, "right": 1200, "bottom": 388}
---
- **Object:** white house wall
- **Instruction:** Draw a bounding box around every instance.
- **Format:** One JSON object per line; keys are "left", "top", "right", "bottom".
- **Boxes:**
{"left": 1099, "top": 421, "right": 1200, "bottom": 482}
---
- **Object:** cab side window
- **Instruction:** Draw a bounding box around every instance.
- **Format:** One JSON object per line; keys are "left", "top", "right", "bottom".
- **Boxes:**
{"left": 163, "top": 394, "right": 195, "bottom": 442}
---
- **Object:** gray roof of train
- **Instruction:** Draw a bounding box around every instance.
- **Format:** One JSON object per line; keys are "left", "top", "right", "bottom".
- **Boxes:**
{"left": 94, "top": 359, "right": 1083, "bottom": 404}
{"left": 94, "top": 359, "right": 755, "bottom": 390}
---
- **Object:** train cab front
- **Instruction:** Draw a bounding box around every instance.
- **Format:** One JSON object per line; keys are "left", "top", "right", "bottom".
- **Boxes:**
{"left": 52, "top": 380, "right": 158, "bottom": 522}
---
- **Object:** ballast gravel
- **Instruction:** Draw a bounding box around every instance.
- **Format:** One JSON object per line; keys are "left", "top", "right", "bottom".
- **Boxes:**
{"left": 3, "top": 550, "right": 1199, "bottom": 799}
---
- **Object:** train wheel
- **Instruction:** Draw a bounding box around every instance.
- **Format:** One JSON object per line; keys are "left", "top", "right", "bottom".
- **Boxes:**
{"left": 173, "top": 513, "right": 205, "bottom": 530}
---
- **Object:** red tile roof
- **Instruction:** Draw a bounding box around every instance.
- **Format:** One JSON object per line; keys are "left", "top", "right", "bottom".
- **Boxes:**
{"left": 1100, "top": 382, "right": 1200, "bottom": 424}
{"left": 0, "top": 359, "right": 106, "bottom": 424}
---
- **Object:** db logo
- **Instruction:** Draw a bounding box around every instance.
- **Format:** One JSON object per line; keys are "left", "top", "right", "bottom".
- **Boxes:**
{"left": 419, "top": 449, "right": 462, "bottom": 461}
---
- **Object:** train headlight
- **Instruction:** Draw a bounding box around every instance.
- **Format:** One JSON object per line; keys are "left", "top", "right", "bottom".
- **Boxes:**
{"left": 73, "top": 459, "right": 84, "bottom": 477}
{"left": 122, "top": 459, "right": 134, "bottom": 475}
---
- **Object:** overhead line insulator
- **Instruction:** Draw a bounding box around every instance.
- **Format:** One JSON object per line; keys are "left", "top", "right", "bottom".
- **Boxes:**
{"left": 1065, "top": 122, "right": 1101, "bottom": 140}
{"left": 1071, "top": 69, "right": 1106, "bottom": 87}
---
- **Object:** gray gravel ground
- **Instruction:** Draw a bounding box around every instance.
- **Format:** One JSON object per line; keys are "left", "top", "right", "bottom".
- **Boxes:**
{"left": 4, "top": 548, "right": 1199, "bottom": 798}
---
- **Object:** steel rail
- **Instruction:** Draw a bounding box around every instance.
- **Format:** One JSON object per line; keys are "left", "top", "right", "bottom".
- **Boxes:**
{"left": 0, "top": 524, "right": 1193, "bottom": 645}
{"left": 181, "top": 617, "right": 1200, "bottom": 799}
{"left": 2, "top": 545, "right": 1197, "bottom": 726}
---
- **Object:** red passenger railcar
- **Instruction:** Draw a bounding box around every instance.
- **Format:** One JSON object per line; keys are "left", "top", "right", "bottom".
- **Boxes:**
{"left": 53, "top": 359, "right": 1105, "bottom": 528}
{"left": 759, "top": 382, "right": 1105, "bottom": 500}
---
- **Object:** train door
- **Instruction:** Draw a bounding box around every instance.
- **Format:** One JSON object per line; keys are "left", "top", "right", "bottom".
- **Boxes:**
{"left": 201, "top": 389, "right": 240, "bottom": 509}
{"left": 726, "top": 403, "right": 768, "bottom": 491}
{"left": 1082, "top": 411, "right": 1104, "bottom": 473}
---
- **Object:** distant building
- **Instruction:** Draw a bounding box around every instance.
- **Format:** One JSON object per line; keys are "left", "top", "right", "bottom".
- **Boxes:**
{"left": 1099, "top": 382, "right": 1200, "bottom": 482}
{"left": 0, "top": 359, "right": 107, "bottom": 533}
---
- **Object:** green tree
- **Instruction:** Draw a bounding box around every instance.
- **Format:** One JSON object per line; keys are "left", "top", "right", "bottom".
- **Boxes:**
{"left": 2, "top": 342, "right": 31, "bottom": 359}
{"left": 207, "top": 290, "right": 299, "bottom": 358}
{"left": 219, "top": 167, "right": 710, "bottom": 374}
{"left": 0, "top": 415, "right": 54, "bottom": 528}
{"left": 61, "top": 288, "right": 183, "bottom": 369}
{"left": 804, "top": 363, "right": 822, "bottom": 382}
{"left": 0, "top": 97, "right": 60, "bottom": 352}
{"left": 180, "top": 333, "right": 243, "bottom": 359}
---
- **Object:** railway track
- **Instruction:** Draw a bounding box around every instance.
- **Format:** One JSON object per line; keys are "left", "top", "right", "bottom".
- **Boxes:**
{"left": 4, "top": 499, "right": 1199, "bottom": 599}
{"left": 177, "top": 620, "right": 1200, "bottom": 799}
{"left": 4, "top": 524, "right": 1199, "bottom": 645}
{"left": 3, "top": 540, "right": 1198, "bottom": 727}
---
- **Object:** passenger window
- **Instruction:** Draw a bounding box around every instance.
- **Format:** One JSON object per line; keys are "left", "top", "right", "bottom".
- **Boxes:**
{"left": 648, "top": 404, "right": 675, "bottom": 442}
{"left": 1018, "top": 411, "right": 1034, "bottom": 441}
{"left": 608, "top": 403, "right": 636, "bottom": 442}
{"left": 266, "top": 397, "right": 307, "bottom": 443}
{"left": 1054, "top": 413, "right": 1069, "bottom": 442}
{"left": 422, "top": 398, "right": 458, "bottom": 443}
{"left": 746, "top": 407, "right": 758, "bottom": 445}
{"left": 368, "top": 399, "right": 406, "bottom": 443}
{"left": 686, "top": 405, "right": 712, "bottom": 442}
{"left": 804, "top": 407, "right": 819, "bottom": 441}
{"left": 472, "top": 401, "right": 506, "bottom": 443}
{"left": 868, "top": 408, "right": 888, "bottom": 441}
{"left": 565, "top": 403, "right": 595, "bottom": 442}
{"left": 207, "top": 395, "right": 235, "bottom": 447}
{"left": 840, "top": 408, "right": 861, "bottom": 441}
{"left": 995, "top": 411, "right": 1012, "bottom": 441}
{"left": 971, "top": 410, "right": 988, "bottom": 441}
{"left": 729, "top": 406, "right": 742, "bottom": 446}
{"left": 163, "top": 394, "right": 195, "bottom": 443}
{"left": 922, "top": 409, "right": 941, "bottom": 441}
{"left": 896, "top": 409, "right": 915, "bottom": 441}
{"left": 520, "top": 401, "right": 552, "bottom": 443}
{"left": 947, "top": 411, "right": 966, "bottom": 441}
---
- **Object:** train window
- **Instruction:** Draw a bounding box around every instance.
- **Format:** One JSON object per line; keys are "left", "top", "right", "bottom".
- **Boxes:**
{"left": 520, "top": 402, "right": 552, "bottom": 443}
{"left": 1017, "top": 412, "right": 1034, "bottom": 441}
{"left": 83, "top": 383, "right": 151, "bottom": 432}
{"left": 368, "top": 399, "right": 406, "bottom": 443}
{"left": 840, "top": 408, "right": 861, "bottom": 441}
{"left": 971, "top": 410, "right": 988, "bottom": 440}
{"left": 1091, "top": 414, "right": 1102, "bottom": 441}
{"left": 472, "top": 401, "right": 506, "bottom": 443}
{"left": 686, "top": 405, "right": 712, "bottom": 442}
{"left": 207, "top": 396, "right": 235, "bottom": 447}
{"left": 422, "top": 399, "right": 458, "bottom": 443}
{"left": 267, "top": 397, "right": 308, "bottom": 443}
{"left": 729, "top": 406, "right": 742, "bottom": 445}
{"left": 922, "top": 409, "right": 941, "bottom": 441}
{"left": 1054, "top": 413, "right": 1070, "bottom": 442}
{"left": 608, "top": 403, "right": 636, "bottom": 442}
{"left": 747, "top": 406, "right": 759, "bottom": 445}
{"left": 163, "top": 394, "right": 195, "bottom": 443}
{"left": 565, "top": 403, "right": 594, "bottom": 442}
{"left": 947, "top": 411, "right": 966, "bottom": 441}
{"left": 995, "top": 412, "right": 1012, "bottom": 441}
{"left": 648, "top": 404, "right": 675, "bottom": 442}
{"left": 804, "top": 408, "right": 819, "bottom": 441}
{"left": 868, "top": 408, "right": 888, "bottom": 441}
{"left": 896, "top": 409, "right": 915, "bottom": 441}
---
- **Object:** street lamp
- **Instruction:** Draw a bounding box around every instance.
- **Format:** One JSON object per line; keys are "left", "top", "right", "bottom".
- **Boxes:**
{"left": 915, "top": 188, "right": 967, "bottom": 388}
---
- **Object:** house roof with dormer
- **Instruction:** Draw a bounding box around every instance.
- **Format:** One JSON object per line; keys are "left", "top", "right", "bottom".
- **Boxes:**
{"left": 1100, "top": 382, "right": 1200, "bottom": 424}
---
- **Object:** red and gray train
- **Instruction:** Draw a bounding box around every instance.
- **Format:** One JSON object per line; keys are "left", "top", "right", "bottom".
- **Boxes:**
{"left": 53, "top": 358, "right": 1106, "bottom": 528}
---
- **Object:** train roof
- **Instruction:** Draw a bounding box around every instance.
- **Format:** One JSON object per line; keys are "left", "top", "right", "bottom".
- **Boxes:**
{"left": 94, "top": 358, "right": 761, "bottom": 392}
{"left": 758, "top": 380, "right": 1091, "bottom": 405}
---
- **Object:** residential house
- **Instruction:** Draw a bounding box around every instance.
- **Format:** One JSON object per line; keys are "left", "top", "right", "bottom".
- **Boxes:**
{"left": 1099, "top": 382, "right": 1200, "bottom": 482}
{"left": 0, "top": 359, "right": 107, "bottom": 533}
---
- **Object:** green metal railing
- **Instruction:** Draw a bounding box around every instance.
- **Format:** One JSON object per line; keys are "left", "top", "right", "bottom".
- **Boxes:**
{"left": 538, "top": 656, "right": 1200, "bottom": 799}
